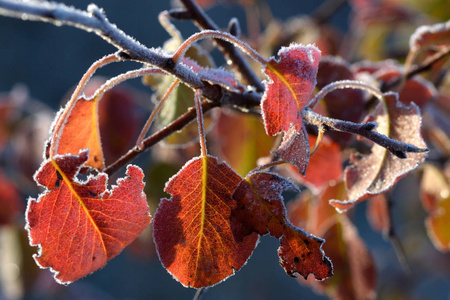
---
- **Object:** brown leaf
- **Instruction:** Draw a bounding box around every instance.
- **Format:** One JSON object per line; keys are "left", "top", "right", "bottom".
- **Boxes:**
{"left": 331, "top": 93, "right": 427, "bottom": 212}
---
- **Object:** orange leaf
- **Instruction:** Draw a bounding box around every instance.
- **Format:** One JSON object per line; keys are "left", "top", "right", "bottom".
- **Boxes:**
{"left": 231, "top": 172, "right": 332, "bottom": 280}
{"left": 152, "top": 155, "right": 258, "bottom": 288}
{"left": 420, "top": 164, "right": 450, "bottom": 252}
{"left": 278, "top": 226, "right": 333, "bottom": 280}
{"left": 261, "top": 43, "right": 321, "bottom": 136}
{"left": 26, "top": 150, "right": 151, "bottom": 284}
{"left": 288, "top": 134, "right": 343, "bottom": 191}
{"left": 50, "top": 96, "right": 104, "bottom": 170}
{"left": 213, "top": 111, "right": 276, "bottom": 177}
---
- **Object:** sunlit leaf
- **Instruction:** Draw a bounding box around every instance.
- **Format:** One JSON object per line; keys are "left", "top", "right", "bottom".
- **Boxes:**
{"left": 330, "top": 93, "right": 427, "bottom": 212}
{"left": 152, "top": 155, "right": 258, "bottom": 288}
{"left": 420, "top": 164, "right": 450, "bottom": 252}
{"left": 409, "top": 20, "right": 450, "bottom": 52}
{"left": 231, "top": 172, "right": 332, "bottom": 280}
{"left": 261, "top": 43, "right": 321, "bottom": 136}
{"left": 288, "top": 134, "right": 343, "bottom": 192}
{"left": 213, "top": 111, "right": 276, "bottom": 177}
{"left": 49, "top": 96, "right": 104, "bottom": 170}
{"left": 26, "top": 150, "right": 151, "bottom": 284}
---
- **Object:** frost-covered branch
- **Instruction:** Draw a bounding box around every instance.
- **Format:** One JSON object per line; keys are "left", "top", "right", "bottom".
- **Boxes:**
{"left": 302, "top": 108, "right": 428, "bottom": 158}
{"left": 172, "top": 0, "right": 265, "bottom": 92}
{"left": 0, "top": 0, "right": 261, "bottom": 108}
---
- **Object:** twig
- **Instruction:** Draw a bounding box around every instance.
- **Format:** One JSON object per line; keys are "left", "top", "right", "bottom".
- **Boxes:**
{"left": 104, "top": 100, "right": 218, "bottom": 176}
{"left": 302, "top": 108, "right": 428, "bottom": 158}
{"left": 384, "top": 46, "right": 450, "bottom": 91}
{"left": 385, "top": 195, "right": 411, "bottom": 275}
{"left": 193, "top": 287, "right": 208, "bottom": 300}
{"left": 311, "top": 0, "right": 347, "bottom": 25}
{"left": 0, "top": 0, "right": 252, "bottom": 106}
{"left": 175, "top": 0, "right": 265, "bottom": 92}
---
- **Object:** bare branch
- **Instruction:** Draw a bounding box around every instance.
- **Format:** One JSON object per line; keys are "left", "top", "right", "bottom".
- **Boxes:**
{"left": 302, "top": 108, "right": 428, "bottom": 159}
{"left": 0, "top": 0, "right": 263, "bottom": 110}
{"left": 176, "top": 0, "right": 265, "bottom": 92}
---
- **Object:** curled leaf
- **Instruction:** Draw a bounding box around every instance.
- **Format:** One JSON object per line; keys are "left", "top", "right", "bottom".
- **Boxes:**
{"left": 231, "top": 172, "right": 332, "bottom": 280}
{"left": 331, "top": 93, "right": 427, "bottom": 212}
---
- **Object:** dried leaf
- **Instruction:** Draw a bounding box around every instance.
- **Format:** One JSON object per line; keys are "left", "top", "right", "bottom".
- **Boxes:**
{"left": 26, "top": 150, "right": 151, "bottom": 284}
{"left": 410, "top": 20, "right": 450, "bottom": 51}
{"left": 152, "top": 156, "right": 258, "bottom": 288}
{"left": 331, "top": 93, "right": 427, "bottom": 212}
{"left": 273, "top": 125, "right": 310, "bottom": 175}
{"left": 231, "top": 172, "right": 332, "bottom": 280}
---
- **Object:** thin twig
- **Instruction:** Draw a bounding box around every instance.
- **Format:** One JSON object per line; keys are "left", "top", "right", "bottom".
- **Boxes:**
{"left": 311, "top": 0, "right": 347, "bottom": 25}
{"left": 302, "top": 108, "right": 428, "bottom": 158}
{"left": 135, "top": 79, "right": 180, "bottom": 150}
{"left": 193, "top": 287, "right": 208, "bottom": 300}
{"left": 384, "top": 46, "right": 450, "bottom": 91}
{"left": 172, "top": 30, "right": 267, "bottom": 66}
{"left": 104, "top": 100, "right": 218, "bottom": 176}
{"left": 177, "top": 0, "right": 265, "bottom": 92}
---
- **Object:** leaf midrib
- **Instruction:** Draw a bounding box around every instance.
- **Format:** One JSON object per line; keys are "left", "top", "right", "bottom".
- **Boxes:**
{"left": 50, "top": 159, "right": 108, "bottom": 257}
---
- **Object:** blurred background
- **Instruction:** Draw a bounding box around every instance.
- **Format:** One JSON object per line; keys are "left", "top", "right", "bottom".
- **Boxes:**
{"left": 0, "top": 0, "right": 449, "bottom": 299}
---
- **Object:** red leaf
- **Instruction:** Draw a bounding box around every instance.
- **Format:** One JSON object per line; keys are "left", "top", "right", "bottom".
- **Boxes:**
{"left": 330, "top": 93, "right": 427, "bottom": 212}
{"left": 231, "top": 172, "right": 332, "bottom": 280}
{"left": 26, "top": 150, "right": 151, "bottom": 284}
{"left": 231, "top": 172, "right": 299, "bottom": 240}
{"left": 288, "top": 134, "right": 343, "bottom": 192}
{"left": 316, "top": 56, "right": 366, "bottom": 144}
{"left": 49, "top": 96, "right": 104, "bottom": 170}
{"left": 410, "top": 20, "right": 450, "bottom": 51}
{"left": 0, "top": 170, "right": 23, "bottom": 225}
{"left": 374, "top": 65, "right": 437, "bottom": 108}
{"left": 261, "top": 43, "right": 321, "bottom": 136}
{"left": 273, "top": 125, "right": 310, "bottom": 175}
{"left": 152, "top": 156, "right": 258, "bottom": 288}
{"left": 367, "top": 194, "right": 390, "bottom": 237}
{"left": 278, "top": 226, "right": 333, "bottom": 280}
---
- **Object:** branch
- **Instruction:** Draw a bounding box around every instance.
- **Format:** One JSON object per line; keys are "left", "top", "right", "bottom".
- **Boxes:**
{"left": 104, "top": 100, "right": 218, "bottom": 176}
{"left": 174, "top": 0, "right": 265, "bottom": 92}
{"left": 383, "top": 46, "right": 450, "bottom": 91}
{"left": 0, "top": 0, "right": 261, "bottom": 108}
{"left": 302, "top": 108, "right": 428, "bottom": 159}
